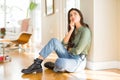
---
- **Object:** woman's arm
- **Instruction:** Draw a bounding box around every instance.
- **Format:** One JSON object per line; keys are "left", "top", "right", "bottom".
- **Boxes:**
{"left": 63, "top": 29, "right": 74, "bottom": 44}
{"left": 63, "top": 22, "right": 75, "bottom": 44}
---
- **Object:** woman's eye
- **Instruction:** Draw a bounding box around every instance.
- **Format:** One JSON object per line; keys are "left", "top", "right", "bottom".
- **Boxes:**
{"left": 70, "top": 14, "right": 73, "bottom": 17}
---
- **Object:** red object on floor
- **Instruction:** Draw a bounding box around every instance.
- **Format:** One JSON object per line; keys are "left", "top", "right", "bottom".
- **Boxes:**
{"left": 0, "top": 56, "right": 4, "bottom": 62}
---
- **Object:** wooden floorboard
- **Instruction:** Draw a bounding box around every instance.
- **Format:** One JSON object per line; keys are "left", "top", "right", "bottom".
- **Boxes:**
{"left": 0, "top": 50, "right": 120, "bottom": 80}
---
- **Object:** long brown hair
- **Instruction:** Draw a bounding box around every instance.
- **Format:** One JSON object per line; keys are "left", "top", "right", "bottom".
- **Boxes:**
{"left": 67, "top": 8, "right": 89, "bottom": 49}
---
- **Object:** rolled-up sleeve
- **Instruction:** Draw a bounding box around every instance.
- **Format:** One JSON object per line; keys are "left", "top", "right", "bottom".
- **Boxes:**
{"left": 70, "top": 28, "right": 91, "bottom": 55}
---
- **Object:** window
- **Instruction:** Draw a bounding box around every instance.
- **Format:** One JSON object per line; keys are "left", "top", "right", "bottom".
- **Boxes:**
{"left": 66, "top": 0, "right": 80, "bottom": 13}
{"left": 0, "top": 0, "right": 30, "bottom": 32}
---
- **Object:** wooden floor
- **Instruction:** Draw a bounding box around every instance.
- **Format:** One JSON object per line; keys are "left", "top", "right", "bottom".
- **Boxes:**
{"left": 0, "top": 49, "right": 120, "bottom": 80}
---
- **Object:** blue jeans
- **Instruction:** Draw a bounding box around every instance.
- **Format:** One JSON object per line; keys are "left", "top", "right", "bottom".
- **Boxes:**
{"left": 39, "top": 38, "right": 86, "bottom": 72}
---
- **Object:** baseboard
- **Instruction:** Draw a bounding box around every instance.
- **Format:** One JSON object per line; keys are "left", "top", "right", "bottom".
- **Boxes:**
{"left": 86, "top": 61, "right": 120, "bottom": 70}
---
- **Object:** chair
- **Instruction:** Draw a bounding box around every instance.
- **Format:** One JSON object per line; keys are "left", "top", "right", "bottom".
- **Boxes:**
{"left": 10, "top": 32, "right": 32, "bottom": 51}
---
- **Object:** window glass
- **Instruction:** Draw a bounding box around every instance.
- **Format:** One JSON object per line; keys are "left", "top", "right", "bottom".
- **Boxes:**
{"left": 0, "top": 0, "right": 30, "bottom": 31}
{"left": 0, "top": 0, "right": 5, "bottom": 28}
{"left": 66, "top": 0, "right": 80, "bottom": 13}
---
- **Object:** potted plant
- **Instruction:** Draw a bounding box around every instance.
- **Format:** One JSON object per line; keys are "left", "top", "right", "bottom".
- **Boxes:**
{"left": 26, "top": 1, "right": 38, "bottom": 18}
{"left": 0, "top": 28, "right": 6, "bottom": 38}
{"left": 20, "top": 1, "right": 37, "bottom": 32}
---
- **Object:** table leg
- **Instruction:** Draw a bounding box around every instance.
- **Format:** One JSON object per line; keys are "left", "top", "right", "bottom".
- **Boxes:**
{"left": 3, "top": 43, "right": 5, "bottom": 62}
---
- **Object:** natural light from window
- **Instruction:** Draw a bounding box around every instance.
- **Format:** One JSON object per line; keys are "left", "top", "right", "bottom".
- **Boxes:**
{"left": 0, "top": 0, "right": 30, "bottom": 30}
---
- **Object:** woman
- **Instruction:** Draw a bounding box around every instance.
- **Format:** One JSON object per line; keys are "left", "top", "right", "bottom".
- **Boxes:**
{"left": 21, "top": 8, "right": 92, "bottom": 74}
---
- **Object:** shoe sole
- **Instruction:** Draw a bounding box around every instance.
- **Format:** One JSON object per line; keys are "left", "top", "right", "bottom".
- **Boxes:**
{"left": 22, "top": 68, "right": 43, "bottom": 74}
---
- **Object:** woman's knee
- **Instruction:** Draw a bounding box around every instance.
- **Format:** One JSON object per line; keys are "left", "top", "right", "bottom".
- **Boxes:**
{"left": 50, "top": 38, "right": 60, "bottom": 45}
{"left": 50, "top": 38, "right": 58, "bottom": 42}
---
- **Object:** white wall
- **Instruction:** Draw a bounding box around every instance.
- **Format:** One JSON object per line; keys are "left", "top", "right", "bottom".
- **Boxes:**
{"left": 41, "top": 0, "right": 61, "bottom": 45}
{"left": 81, "top": 0, "right": 120, "bottom": 70}
{"left": 118, "top": 0, "right": 120, "bottom": 61}
{"left": 94, "top": 0, "right": 119, "bottom": 62}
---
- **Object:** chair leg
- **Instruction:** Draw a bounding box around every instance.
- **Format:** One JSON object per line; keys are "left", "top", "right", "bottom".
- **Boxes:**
{"left": 8, "top": 44, "right": 25, "bottom": 52}
{"left": 18, "top": 44, "right": 25, "bottom": 52}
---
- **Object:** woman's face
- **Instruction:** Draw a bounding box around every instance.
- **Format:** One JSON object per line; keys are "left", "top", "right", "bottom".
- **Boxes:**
{"left": 69, "top": 10, "right": 81, "bottom": 23}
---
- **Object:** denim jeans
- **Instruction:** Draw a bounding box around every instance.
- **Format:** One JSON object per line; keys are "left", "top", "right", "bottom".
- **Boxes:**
{"left": 39, "top": 38, "right": 86, "bottom": 72}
